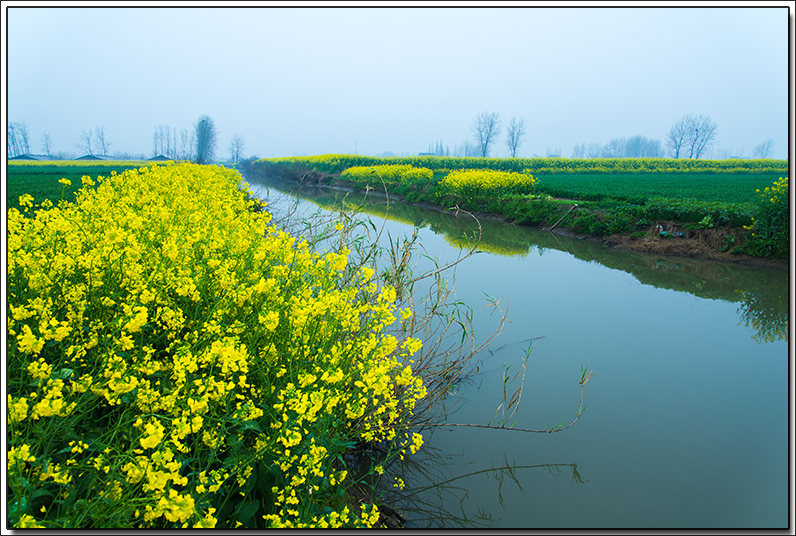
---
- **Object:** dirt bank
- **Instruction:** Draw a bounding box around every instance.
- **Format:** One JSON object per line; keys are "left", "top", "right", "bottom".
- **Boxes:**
{"left": 552, "top": 222, "right": 789, "bottom": 270}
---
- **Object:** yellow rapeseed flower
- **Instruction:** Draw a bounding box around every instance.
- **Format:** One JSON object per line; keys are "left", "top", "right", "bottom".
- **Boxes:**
{"left": 140, "top": 419, "right": 166, "bottom": 449}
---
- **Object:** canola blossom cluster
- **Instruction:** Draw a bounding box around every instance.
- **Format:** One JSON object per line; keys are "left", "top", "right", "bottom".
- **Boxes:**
{"left": 340, "top": 164, "right": 433, "bottom": 188}
{"left": 755, "top": 176, "right": 788, "bottom": 206}
{"left": 440, "top": 168, "right": 538, "bottom": 199}
{"left": 745, "top": 176, "right": 789, "bottom": 258}
{"left": 7, "top": 163, "right": 426, "bottom": 528}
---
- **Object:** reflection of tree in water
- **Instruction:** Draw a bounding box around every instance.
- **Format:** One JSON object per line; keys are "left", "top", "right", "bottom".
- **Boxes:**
{"left": 737, "top": 288, "right": 789, "bottom": 343}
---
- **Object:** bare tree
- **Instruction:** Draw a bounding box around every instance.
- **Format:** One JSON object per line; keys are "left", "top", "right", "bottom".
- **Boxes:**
{"left": 152, "top": 125, "right": 169, "bottom": 156}
{"left": 753, "top": 139, "right": 774, "bottom": 159}
{"left": 164, "top": 126, "right": 172, "bottom": 158}
{"left": 95, "top": 126, "right": 111, "bottom": 155}
{"left": 194, "top": 115, "right": 218, "bottom": 164}
{"left": 170, "top": 127, "right": 178, "bottom": 159}
{"left": 41, "top": 132, "right": 53, "bottom": 156}
{"left": 76, "top": 129, "right": 93, "bottom": 155}
{"left": 18, "top": 122, "right": 30, "bottom": 155}
{"left": 685, "top": 115, "right": 718, "bottom": 159}
{"left": 152, "top": 127, "right": 160, "bottom": 157}
{"left": 506, "top": 116, "right": 526, "bottom": 158}
{"left": 179, "top": 129, "right": 194, "bottom": 161}
{"left": 471, "top": 111, "right": 502, "bottom": 157}
{"left": 667, "top": 113, "right": 718, "bottom": 159}
{"left": 666, "top": 115, "right": 691, "bottom": 158}
{"left": 8, "top": 122, "right": 31, "bottom": 157}
{"left": 229, "top": 134, "right": 245, "bottom": 164}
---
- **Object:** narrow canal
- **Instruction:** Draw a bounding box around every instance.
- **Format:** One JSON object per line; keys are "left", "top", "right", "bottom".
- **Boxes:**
{"left": 246, "top": 175, "right": 789, "bottom": 529}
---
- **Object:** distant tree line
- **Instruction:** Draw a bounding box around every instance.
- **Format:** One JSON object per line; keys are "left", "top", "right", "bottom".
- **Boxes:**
{"left": 453, "top": 112, "right": 526, "bottom": 158}
{"left": 153, "top": 116, "right": 245, "bottom": 164}
{"left": 426, "top": 140, "right": 451, "bottom": 157}
{"left": 572, "top": 135, "right": 664, "bottom": 159}
{"left": 453, "top": 140, "right": 482, "bottom": 157}
{"left": 753, "top": 139, "right": 775, "bottom": 159}
{"left": 76, "top": 126, "right": 112, "bottom": 156}
{"left": 152, "top": 125, "right": 195, "bottom": 161}
{"left": 7, "top": 114, "right": 244, "bottom": 165}
{"left": 8, "top": 121, "right": 114, "bottom": 159}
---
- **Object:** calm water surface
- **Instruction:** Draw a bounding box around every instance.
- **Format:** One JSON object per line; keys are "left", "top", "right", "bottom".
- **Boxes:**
{"left": 246, "top": 176, "right": 789, "bottom": 529}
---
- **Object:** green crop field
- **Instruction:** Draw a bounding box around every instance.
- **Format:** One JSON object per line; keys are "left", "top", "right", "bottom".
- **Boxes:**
{"left": 254, "top": 154, "right": 788, "bottom": 206}
{"left": 533, "top": 172, "right": 784, "bottom": 205}
{"left": 6, "top": 161, "right": 157, "bottom": 211}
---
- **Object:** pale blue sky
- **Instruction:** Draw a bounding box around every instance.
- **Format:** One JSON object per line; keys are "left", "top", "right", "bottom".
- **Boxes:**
{"left": 5, "top": 4, "right": 792, "bottom": 159}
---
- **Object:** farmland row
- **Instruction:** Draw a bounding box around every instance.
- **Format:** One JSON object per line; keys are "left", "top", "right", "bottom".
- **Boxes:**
{"left": 249, "top": 157, "right": 788, "bottom": 258}
{"left": 258, "top": 154, "right": 788, "bottom": 176}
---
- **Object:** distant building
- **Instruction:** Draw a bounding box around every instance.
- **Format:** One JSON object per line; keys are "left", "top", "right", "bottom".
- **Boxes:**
{"left": 418, "top": 152, "right": 436, "bottom": 156}
{"left": 76, "top": 154, "right": 115, "bottom": 160}
{"left": 147, "top": 155, "right": 171, "bottom": 161}
{"left": 9, "top": 154, "right": 51, "bottom": 161}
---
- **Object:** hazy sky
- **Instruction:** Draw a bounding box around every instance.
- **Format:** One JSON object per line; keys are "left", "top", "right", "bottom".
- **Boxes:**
{"left": 4, "top": 4, "right": 792, "bottom": 160}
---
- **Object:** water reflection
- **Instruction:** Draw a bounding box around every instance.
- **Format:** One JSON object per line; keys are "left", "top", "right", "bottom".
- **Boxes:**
{"left": 244, "top": 176, "right": 788, "bottom": 344}
{"left": 344, "top": 438, "right": 587, "bottom": 528}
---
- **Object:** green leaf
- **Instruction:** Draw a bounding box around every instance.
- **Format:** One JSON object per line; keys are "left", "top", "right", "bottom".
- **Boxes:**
{"left": 53, "top": 368, "right": 74, "bottom": 380}
{"left": 232, "top": 499, "right": 260, "bottom": 527}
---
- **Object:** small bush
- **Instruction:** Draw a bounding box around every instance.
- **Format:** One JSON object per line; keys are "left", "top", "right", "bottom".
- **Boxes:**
{"left": 744, "top": 177, "right": 789, "bottom": 258}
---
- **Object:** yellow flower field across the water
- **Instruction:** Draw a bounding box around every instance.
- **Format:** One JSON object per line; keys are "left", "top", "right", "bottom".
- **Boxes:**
{"left": 7, "top": 162, "right": 426, "bottom": 528}
{"left": 440, "top": 168, "right": 538, "bottom": 198}
{"left": 341, "top": 164, "right": 433, "bottom": 187}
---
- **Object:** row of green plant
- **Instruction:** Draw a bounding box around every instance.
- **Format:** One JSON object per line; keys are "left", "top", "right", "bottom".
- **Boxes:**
{"left": 526, "top": 172, "right": 780, "bottom": 205}
{"left": 7, "top": 163, "right": 431, "bottom": 528}
{"left": 254, "top": 154, "right": 788, "bottom": 176}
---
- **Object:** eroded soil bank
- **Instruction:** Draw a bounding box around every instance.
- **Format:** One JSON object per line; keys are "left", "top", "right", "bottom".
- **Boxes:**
{"left": 571, "top": 223, "right": 788, "bottom": 270}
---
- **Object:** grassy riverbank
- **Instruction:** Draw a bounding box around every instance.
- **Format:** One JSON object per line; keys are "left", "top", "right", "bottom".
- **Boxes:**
{"left": 248, "top": 155, "right": 789, "bottom": 261}
{"left": 7, "top": 162, "right": 429, "bottom": 528}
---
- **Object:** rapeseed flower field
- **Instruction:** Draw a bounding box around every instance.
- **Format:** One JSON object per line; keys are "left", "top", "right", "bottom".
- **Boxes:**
{"left": 341, "top": 164, "right": 433, "bottom": 188}
{"left": 7, "top": 162, "right": 426, "bottom": 528}
{"left": 440, "top": 169, "right": 538, "bottom": 198}
{"left": 259, "top": 153, "right": 788, "bottom": 176}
